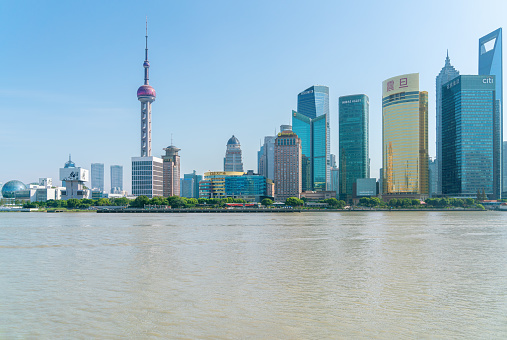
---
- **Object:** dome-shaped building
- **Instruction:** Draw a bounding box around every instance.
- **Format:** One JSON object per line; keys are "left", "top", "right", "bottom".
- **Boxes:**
{"left": 224, "top": 135, "right": 244, "bottom": 172}
{"left": 227, "top": 135, "right": 240, "bottom": 145}
{"left": 2, "top": 180, "right": 27, "bottom": 199}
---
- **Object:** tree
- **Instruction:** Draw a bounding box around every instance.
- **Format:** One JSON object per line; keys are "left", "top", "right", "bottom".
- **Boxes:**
{"left": 261, "top": 198, "right": 273, "bottom": 206}
{"left": 167, "top": 196, "right": 186, "bottom": 208}
{"left": 66, "top": 198, "right": 79, "bottom": 209}
{"left": 285, "top": 197, "right": 303, "bottom": 206}
{"left": 322, "top": 198, "right": 339, "bottom": 208}
{"left": 96, "top": 198, "right": 111, "bottom": 206}
{"left": 150, "top": 196, "right": 167, "bottom": 206}
{"left": 336, "top": 200, "right": 346, "bottom": 209}
{"left": 112, "top": 197, "right": 130, "bottom": 206}
{"left": 131, "top": 195, "right": 149, "bottom": 208}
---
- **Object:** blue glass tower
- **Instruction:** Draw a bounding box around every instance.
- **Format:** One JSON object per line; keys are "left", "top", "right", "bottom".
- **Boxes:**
{"left": 479, "top": 28, "right": 502, "bottom": 198}
{"left": 292, "top": 85, "right": 330, "bottom": 191}
{"left": 339, "top": 94, "right": 369, "bottom": 202}
{"left": 436, "top": 51, "right": 459, "bottom": 195}
{"left": 442, "top": 75, "right": 497, "bottom": 198}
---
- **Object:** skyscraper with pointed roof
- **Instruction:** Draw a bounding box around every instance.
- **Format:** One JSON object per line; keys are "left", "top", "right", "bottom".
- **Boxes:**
{"left": 436, "top": 51, "right": 459, "bottom": 195}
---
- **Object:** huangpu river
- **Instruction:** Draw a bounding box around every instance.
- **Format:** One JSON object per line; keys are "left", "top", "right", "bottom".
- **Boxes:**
{"left": 1, "top": 211, "right": 507, "bottom": 338}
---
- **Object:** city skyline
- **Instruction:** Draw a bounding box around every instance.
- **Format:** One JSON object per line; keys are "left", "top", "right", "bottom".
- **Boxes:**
{"left": 1, "top": 1, "right": 506, "bottom": 193}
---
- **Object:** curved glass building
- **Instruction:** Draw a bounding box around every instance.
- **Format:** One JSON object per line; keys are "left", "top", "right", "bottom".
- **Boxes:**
{"left": 2, "top": 180, "right": 27, "bottom": 199}
{"left": 382, "top": 73, "right": 428, "bottom": 199}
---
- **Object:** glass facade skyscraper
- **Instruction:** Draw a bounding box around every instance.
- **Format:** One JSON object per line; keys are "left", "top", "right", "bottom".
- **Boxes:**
{"left": 292, "top": 85, "right": 330, "bottom": 191}
{"left": 479, "top": 28, "right": 502, "bottom": 198}
{"left": 338, "top": 94, "right": 369, "bottom": 202}
{"left": 382, "top": 73, "right": 428, "bottom": 198}
{"left": 436, "top": 52, "right": 459, "bottom": 195}
{"left": 91, "top": 163, "right": 104, "bottom": 192}
{"left": 442, "top": 75, "right": 497, "bottom": 198}
{"left": 110, "top": 165, "right": 123, "bottom": 194}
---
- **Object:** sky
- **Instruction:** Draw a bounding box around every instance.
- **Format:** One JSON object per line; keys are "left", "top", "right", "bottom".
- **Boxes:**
{"left": 1, "top": 0, "right": 506, "bottom": 193}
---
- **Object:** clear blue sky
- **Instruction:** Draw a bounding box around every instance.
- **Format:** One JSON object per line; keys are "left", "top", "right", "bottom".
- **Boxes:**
{"left": 1, "top": 0, "right": 506, "bottom": 192}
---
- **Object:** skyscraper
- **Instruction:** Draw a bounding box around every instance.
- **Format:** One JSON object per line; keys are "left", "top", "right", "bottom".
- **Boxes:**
{"left": 292, "top": 85, "right": 330, "bottom": 191}
{"left": 479, "top": 28, "right": 503, "bottom": 198}
{"left": 224, "top": 135, "right": 244, "bottom": 172}
{"left": 132, "top": 156, "right": 163, "bottom": 198}
{"left": 181, "top": 170, "right": 202, "bottom": 198}
{"left": 91, "top": 163, "right": 104, "bottom": 191}
{"left": 338, "top": 94, "right": 369, "bottom": 202}
{"left": 436, "top": 51, "right": 459, "bottom": 195}
{"left": 110, "top": 165, "right": 123, "bottom": 194}
{"left": 131, "top": 20, "right": 163, "bottom": 198}
{"left": 503, "top": 141, "right": 507, "bottom": 196}
{"left": 258, "top": 136, "right": 275, "bottom": 180}
{"left": 162, "top": 145, "right": 181, "bottom": 197}
{"left": 442, "top": 75, "right": 498, "bottom": 198}
{"left": 382, "top": 73, "right": 428, "bottom": 199}
{"left": 274, "top": 130, "right": 302, "bottom": 202}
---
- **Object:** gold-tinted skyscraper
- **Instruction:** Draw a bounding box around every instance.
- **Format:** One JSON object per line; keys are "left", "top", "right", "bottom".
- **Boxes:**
{"left": 382, "top": 73, "right": 428, "bottom": 199}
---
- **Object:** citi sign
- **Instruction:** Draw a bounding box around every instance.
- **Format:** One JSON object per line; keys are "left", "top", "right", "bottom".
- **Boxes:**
{"left": 483, "top": 77, "right": 494, "bottom": 84}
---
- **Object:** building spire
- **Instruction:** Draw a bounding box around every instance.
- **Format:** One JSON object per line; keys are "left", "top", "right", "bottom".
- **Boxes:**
{"left": 144, "top": 16, "right": 150, "bottom": 85}
{"left": 445, "top": 49, "right": 450, "bottom": 66}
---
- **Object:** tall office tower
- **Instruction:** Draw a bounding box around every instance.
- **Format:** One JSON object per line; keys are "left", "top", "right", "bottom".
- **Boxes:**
{"left": 181, "top": 170, "right": 202, "bottom": 198}
{"left": 382, "top": 73, "right": 429, "bottom": 199}
{"left": 91, "top": 163, "right": 104, "bottom": 191}
{"left": 162, "top": 145, "right": 180, "bottom": 197}
{"left": 257, "top": 136, "right": 275, "bottom": 180}
{"left": 274, "top": 130, "right": 302, "bottom": 202}
{"left": 436, "top": 51, "right": 460, "bottom": 195}
{"left": 110, "top": 165, "right": 123, "bottom": 194}
{"left": 330, "top": 167, "right": 339, "bottom": 198}
{"left": 132, "top": 20, "right": 163, "bottom": 198}
{"left": 428, "top": 157, "right": 437, "bottom": 197}
{"left": 132, "top": 156, "right": 163, "bottom": 197}
{"left": 503, "top": 141, "right": 507, "bottom": 196}
{"left": 479, "top": 28, "right": 503, "bottom": 198}
{"left": 224, "top": 135, "right": 244, "bottom": 172}
{"left": 293, "top": 85, "right": 330, "bottom": 191}
{"left": 338, "top": 94, "right": 369, "bottom": 202}
{"left": 442, "top": 75, "right": 498, "bottom": 198}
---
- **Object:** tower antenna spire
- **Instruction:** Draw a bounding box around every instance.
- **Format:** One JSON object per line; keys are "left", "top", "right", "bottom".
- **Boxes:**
{"left": 144, "top": 16, "right": 150, "bottom": 85}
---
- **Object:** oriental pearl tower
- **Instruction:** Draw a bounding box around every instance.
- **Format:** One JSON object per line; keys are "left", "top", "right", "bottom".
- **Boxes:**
{"left": 137, "top": 19, "right": 156, "bottom": 157}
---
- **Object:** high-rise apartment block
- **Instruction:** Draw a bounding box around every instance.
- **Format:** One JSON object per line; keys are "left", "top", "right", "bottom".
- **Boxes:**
{"left": 274, "top": 130, "right": 302, "bottom": 202}
{"left": 382, "top": 73, "right": 428, "bottom": 199}
{"left": 479, "top": 28, "right": 503, "bottom": 198}
{"left": 441, "top": 75, "right": 498, "bottom": 198}
{"left": 91, "top": 163, "right": 104, "bottom": 191}
{"left": 436, "top": 52, "right": 459, "bottom": 195}
{"left": 110, "top": 165, "right": 123, "bottom": 194}
{"left": 224, "top": 135, "right": 244, "bottom": 172}
{"left": 292, "top": 85, "right": 330, "bottom": 191}
{"left": 338, "top": 94, "right": 369, "bottom": 202}
{"left": 162, "top": 145, "right": 180, "bottom": 197}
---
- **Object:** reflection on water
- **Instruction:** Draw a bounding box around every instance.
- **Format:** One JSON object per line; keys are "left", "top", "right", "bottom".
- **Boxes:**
{"left": 1, "top": 212, "right": 507, "bottom": 338}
